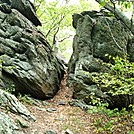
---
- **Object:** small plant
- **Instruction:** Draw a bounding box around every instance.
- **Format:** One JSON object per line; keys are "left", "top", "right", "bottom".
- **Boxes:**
{"left": 0, "top": 59, "right": 16, "bottom": 93}
{"left": 5, "top": 84, "right": 16, "bottom": 93}
{"left": 129, "top": 104, "right": 134, "bottom": 123}
{"left": 91, "top": 106, "right": 133, "bottom": 133}
{"left": 17, "top": 93, "right": 32, "bottom": 105}
{"left": 5, "top": 105, "right": 10, "bottom": 113}
{"left": 93, "top": 117, "right": 114, "bottom": 133}
{"left": 88, "top": 93, "right": 109, "bottom": 114}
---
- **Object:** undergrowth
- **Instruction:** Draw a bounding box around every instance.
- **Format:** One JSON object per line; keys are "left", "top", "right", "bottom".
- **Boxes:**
{"left": 89, "top": 55, "right": 134, "bottom": 133}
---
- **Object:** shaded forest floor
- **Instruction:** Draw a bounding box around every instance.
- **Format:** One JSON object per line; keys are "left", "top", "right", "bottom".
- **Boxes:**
{"left": 19, "top": 73, "right": 134, "bottom": 134}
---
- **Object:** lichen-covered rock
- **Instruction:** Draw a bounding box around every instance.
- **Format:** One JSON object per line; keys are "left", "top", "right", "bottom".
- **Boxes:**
{"left": 0, "top": 0, "right": 41, "bottom": 26}
{"left": 0, "top": 5, "right": 64, "bottom": 99}
{"left": 68, "top": 10, "right": 134, "bottom": 109}
{"left": 127, "top": 37, "right": 134, "bottom": 62}
{"left": 0, "top": 89, "right": 35, "bottom": 121}
{"left": 0, "top": 111, "right": 23, "bottom": 134}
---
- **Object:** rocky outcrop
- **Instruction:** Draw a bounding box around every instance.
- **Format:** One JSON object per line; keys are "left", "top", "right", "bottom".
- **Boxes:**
{"left": 0, "top": 1, "right": 64, "bottom": 99}
{"left": 0, "top": 89, "right": 35, "bottom": 121}
{"left": 0, "top": 0, "right": 41, "bottom": 26}
{"left": 68, "top": 10, "right": 134, "bottom": 109}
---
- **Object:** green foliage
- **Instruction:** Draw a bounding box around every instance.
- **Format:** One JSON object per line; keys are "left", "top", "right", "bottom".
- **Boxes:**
{"left": 82, "top": 55, "right": 134, "bottom": 131}
{"left": 88, "top": 101, "right": 134, "bottom": 133}
{"left": 5, "top": 84, "right": 16, "bottom": 93}
{"left": 129, "top": 104, "right": 134, "bottom": 122}
{"left": 5, "top": 105, "right": 10, "bottom": 113}
{"left": 93, "top": 56, "right": 134, "bottom": 96}
{"left": 34, "top": 0, "right": 133, "bottom": 60}
{"left": 0, "top": 59, "right": 2, "bottom": 64}
{"left": 93, "top": 118, "right": 114, "bottom": 132}
{"left": 88, "top": 55, "right": 134, "bottom": 132}
{"left": 100, "top": 0, "right": 106, "bottom": 7}
{"left": 99, "top": 0, "right": 133, "bottom": 10}
{"left": 117, "top": 1, "right": 131, "bottom": 9}
{"left": 35, "top": 0, "right": 99, "bottom": 59}
{"left": 92, "top": 108, "right": 133, "bottom": 133}
{"left": 17, "top": 94, "right": 32, "bottom": 105}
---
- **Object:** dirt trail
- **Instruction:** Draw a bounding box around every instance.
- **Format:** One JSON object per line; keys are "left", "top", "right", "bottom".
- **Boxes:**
{"left": 24, "top": 73, "right": 94, "bottom": 134}
{"left": 10, "top": 72, "right": 133, "bottom": 134}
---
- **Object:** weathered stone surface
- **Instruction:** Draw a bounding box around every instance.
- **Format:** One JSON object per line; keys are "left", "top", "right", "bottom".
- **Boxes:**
{"left": 0, "top": 6, "right": 64, "bottom": 99}
{"left": 57, "top": 100, "right": 66, "bottom": 105}
{"left": 127, "top": 37, "right": 134, "bottom": 62}
{"left": 65, "top": 129, "right": 74, "bottom": 134}
{"left": 45, "top": 130, "right": 57, "bottom": 134}
{"left": 23, "top": 96, "right": 50, "bottom": 106}
{"left": 0, "top": 0, "right": 41, "bottom": 26}
{"left": 68, "top": 10, "right": 134, "bottom": 109}
{"left": 0, "top": 89, "right": 35, "bottom": 121}
{"left": 69, "top": 99, "right": 90, "bottom": 111}
{"left": 46, "top": 108, "right": 57, "bottom": 113}
{"left": 15, "top": 116, "right": 29, "bottom": 128}
{"left": 0, "top": 111, "right": 23, "bottom": 134}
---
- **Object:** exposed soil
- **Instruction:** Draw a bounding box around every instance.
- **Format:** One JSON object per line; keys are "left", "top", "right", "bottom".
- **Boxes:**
{"left": 22, "top": 72, "right": 134, "bottom": 134}
{"left": 23, "top": 73, "right": 94, "bottom": 134}
{"left": 6, "top": 72, "right": 134, "bottom": 134}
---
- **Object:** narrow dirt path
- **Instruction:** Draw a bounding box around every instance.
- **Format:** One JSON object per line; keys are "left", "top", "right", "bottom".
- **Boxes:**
{"left": 22, "top": 72, "right": 134, "bottom": 134}
{"left": 24, "top": 72, "right": 94, "bottom": 134}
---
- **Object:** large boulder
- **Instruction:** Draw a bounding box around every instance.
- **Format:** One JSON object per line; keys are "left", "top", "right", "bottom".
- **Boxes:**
{"left": 0, "top": 1, "right": 64, "bottom": 99}
{"left": 68, "top": 10, "right": 134, "bottom": 109}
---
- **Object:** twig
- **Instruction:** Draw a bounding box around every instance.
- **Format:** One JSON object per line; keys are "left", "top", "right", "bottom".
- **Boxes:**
{"left": 58, "top": 35, "right": 73, "bottom": 42}
{"left": 46, "top": 15, "right": 65, "bottom": 37}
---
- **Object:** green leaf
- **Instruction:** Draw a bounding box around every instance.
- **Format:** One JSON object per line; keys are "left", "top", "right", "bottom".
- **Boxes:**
{"left": 100, "top": 0, "right": 106, "bottom": 7}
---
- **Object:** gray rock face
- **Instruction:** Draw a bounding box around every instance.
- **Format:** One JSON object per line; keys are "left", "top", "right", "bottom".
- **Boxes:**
{"left": 0, "top": 89, "right": 35, "bottom": 121}
{"left": 0, "top": 0, "right": 41, "bottom": 26}
{"left": 68, "top": 10, "right": 134, "bottom": 109}
{"left": 127, "top": 37, "right": 134, "bottom": 62}
{"left": 45, "top": 130, "right": 57, "bottom": 134}
{"left": 0, "top": 111, "right": 23, "bottom": 134}
{"left": 0, "top": 6, "right": 64, "bottom": 99}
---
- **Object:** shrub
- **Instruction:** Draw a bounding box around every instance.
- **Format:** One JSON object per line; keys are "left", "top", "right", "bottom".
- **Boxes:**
{"left": 93, "top": 55, "right": 134, "bottom": 97}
